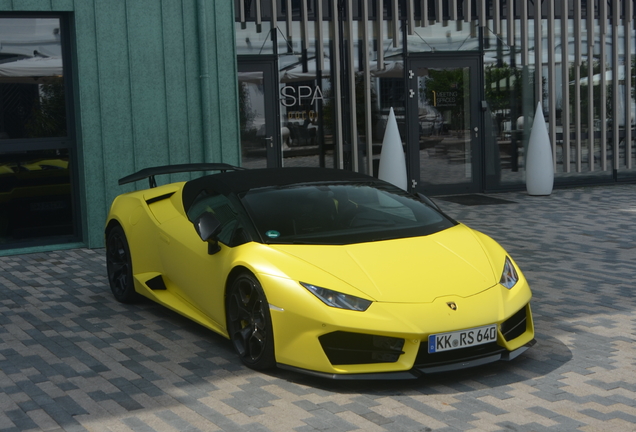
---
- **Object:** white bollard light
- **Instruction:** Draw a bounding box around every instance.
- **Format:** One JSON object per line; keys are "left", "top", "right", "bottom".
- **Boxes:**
{"left": 526, "top": 103, "right": 554, "bottom": 196}
{"left": 378, "top": 107, "right": 408, "bottom": 190}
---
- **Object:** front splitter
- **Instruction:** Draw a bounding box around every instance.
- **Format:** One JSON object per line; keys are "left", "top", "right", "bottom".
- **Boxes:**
{"left": 277, "top": 339, "right": 536, "bottom": 380}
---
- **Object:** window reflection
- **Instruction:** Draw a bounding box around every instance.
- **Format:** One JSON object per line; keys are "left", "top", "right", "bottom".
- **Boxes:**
{"left": 0, "top": 18, "right": 66, "bottom": 140}
{"left": 407, "top": 21, "right": 479, "bottom": 53}
{"left": 0, "top": 150, "right": 73, "bottom": 245}
{"left": 278, "top": 49, "right": 334, "bottom": 169}
{"left": 238, "top": 70, "right": 268, "bottom": 168}
{"left": 234, "top": 21, "right": 274, "bottom": 55}
{"left": 0, "top": 17, "right": 75, "bottom": 249}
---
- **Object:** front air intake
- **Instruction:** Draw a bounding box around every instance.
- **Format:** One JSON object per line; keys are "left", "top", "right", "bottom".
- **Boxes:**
{"left": 500, "top": 304, "right": 528, "bottom": 341}
{"left": 319, "top": 332, "right": 405, "bottom": 365}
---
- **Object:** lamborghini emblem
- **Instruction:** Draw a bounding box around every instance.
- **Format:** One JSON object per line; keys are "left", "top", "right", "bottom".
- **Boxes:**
{"left": 447, "top": 302, "right": 457, "bottom": 311}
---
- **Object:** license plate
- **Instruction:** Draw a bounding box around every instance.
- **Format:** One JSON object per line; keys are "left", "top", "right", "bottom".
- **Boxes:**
{"left": 428, "top": 324, "right": 498, "bottom": 353}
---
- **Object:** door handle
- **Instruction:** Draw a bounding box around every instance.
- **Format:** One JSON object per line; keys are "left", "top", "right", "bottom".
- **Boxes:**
{"left": 474, "top": 127, "right": 479, "bottom": 138}
{"left": 264, "top": 136, "right": 273, "bottom": 148}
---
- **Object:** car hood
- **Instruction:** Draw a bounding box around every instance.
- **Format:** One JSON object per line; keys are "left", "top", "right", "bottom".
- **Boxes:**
{"left": 269, "top": 224, "right": 499, "bottom": 303}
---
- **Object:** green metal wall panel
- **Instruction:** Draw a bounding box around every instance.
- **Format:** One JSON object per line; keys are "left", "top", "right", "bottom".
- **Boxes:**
{"left": 0, "top": 0, "right": 240, "bottom": 250}
{"left": 10, "top": 0, "right": 51, "bottom": 11}
{"left": 182, "top": 0, "right": 205, "bottom": 166}
{"left": 213, "top": 1, "right": 240, "bottom": 164}
{"left": 52, "top": 0, "right": 73, "bottom": 11}
{"left": 126, "top": 0, "right": 170, "bottom": 172}
{"left": 72, "top": 0, "right": 107, "bottom": 249}
{"left": 94, "top": 0, "right": 136, "bottom": 200}
{"left": 160, "top": 0, "right": 192, "bottom": 175}
{"left": 203, "top": 0, "right": 221, "bottom": 163}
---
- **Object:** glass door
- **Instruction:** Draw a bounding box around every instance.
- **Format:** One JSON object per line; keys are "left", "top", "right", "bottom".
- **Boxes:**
{"left": 237, "top": 58, "right": 280, "bottom": 168}
{"left": 407, "top": 56, "right": 483, "bottom": 195}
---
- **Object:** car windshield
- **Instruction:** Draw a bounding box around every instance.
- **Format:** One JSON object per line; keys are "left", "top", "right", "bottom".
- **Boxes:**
{"left": 239, "top": 182, "right": 456, "bottom": 245}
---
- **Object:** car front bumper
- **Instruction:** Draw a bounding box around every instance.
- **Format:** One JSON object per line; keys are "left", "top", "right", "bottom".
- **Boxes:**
{"left": 261, "top": 273, "right": 535, "bottom": 378}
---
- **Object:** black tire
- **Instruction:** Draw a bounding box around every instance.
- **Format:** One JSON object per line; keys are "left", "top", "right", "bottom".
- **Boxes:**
{"left": 106, "top": 225, "right": 141, "bottom": 303}
{"left": 226, "top": 273, "right": 276, "bottom": 370}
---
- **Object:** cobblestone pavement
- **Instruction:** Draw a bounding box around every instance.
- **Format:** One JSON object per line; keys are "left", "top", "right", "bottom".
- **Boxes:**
{"left": 0, "top": 184, "right": 635, "bottom": 432}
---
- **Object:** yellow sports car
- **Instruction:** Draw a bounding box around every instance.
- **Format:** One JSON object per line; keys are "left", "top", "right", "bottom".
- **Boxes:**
{"left": 105, "top": 164, "right": 534, "bottom": 379}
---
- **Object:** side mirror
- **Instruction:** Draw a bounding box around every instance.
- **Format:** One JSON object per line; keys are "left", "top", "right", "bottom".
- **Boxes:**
{"left": 194, "top": 212, "right": 222, "bottom": 254}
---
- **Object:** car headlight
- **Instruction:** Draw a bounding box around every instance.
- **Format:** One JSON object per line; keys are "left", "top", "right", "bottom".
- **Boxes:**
{"left": 300, "top": 282, "right": 372, "bottom": 311}
{"left": 500, "top": 256, "right": 519, "bottom": 289}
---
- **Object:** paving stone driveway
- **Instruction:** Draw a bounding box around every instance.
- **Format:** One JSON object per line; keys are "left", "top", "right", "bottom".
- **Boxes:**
{"left": 0, "top": 184, "right": 635, "bottom": 432}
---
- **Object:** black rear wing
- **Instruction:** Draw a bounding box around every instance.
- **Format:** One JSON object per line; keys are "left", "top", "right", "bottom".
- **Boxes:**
{"left": 118, "top": 163, "right": 244, "bottom": 188}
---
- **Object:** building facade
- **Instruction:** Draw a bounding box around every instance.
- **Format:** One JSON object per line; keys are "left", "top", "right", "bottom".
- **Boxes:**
{"left": 0, "top": 1, "right": 239, "bottom": 255}
{"left": 236, "top": 0, "right": 636, "bottom": 197}
{"left": 1, "top": 0, "right": 635, "bottom": 255}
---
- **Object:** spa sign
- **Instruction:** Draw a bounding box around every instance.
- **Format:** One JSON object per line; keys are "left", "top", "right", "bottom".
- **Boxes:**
{"left": 280, "top": 85, "right": 324, "bottom": 107}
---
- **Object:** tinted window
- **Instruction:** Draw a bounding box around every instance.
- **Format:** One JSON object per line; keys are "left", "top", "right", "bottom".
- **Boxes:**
{"left": 240, "top": 182, "right": 456, "bottom": 245}
{"left": 0, "top": 16, "right": 76, "bottom": 249}
{"left": 0, "top": 18, "right": 66, "bottom": 139}
{"left": 0, "top": 150, "right": 72, "bottom": 243}
{"left": 187, "top": 191, "right": 250, "bottom": 247}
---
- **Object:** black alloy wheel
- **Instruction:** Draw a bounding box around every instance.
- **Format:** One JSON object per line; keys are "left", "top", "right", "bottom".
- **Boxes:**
{"left": 106, "top": 225, "right": 141, "bottom": 303}
{"left": 226, "top": 273, "right": 275, "bottom": 370}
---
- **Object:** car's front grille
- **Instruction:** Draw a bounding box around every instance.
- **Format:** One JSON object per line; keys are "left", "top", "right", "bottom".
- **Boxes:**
{"left": 319, "top": 331, "right": 405, "bottom": 365}
{"left": 500, "top": 304, "right": 528, "bottom": 341}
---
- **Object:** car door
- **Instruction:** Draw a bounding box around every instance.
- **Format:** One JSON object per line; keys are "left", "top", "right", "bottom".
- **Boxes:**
{"left": 155, "top": 191, "right": 250, "bottom": 331}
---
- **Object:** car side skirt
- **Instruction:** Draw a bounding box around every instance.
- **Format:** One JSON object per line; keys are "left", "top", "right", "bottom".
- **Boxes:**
{"left": 132, "top": 272, "right": 229, "bottom": 339}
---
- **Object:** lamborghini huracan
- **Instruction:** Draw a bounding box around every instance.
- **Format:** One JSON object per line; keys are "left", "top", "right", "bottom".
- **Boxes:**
{"left": 105, "top": 164, "right": 534, "bottom": 379}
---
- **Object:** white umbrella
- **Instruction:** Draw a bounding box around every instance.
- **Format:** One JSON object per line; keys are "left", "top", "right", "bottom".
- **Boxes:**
{"left": 570, "top": 69, "right": 625, "bottom": 86}
{"left": 280, "top": 58, "right": 331, "bottom": 83}
{"left": 280, "top": 69, "right": 318, "bottom": 83}
{"left": 237, "top": 71, "right": 264, "bottom": 84}
{"left": 370, "top": 61, "right": 403, "bottom": 78}
{"left": 0, "top": 56, "right": 62, "bottom": 83}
